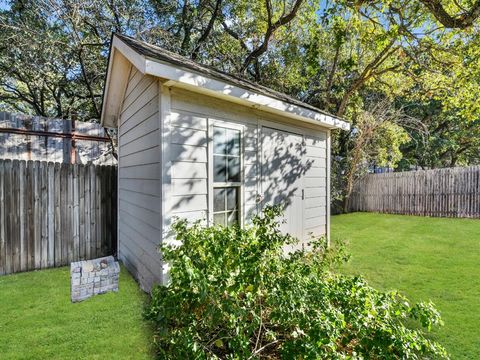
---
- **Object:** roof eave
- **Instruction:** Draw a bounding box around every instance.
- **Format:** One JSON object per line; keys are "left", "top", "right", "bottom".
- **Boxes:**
{"left": 102, "top": 35, "right": 350, "bottom": 131}
{"left": 101, "top": 36, "right": 147, "bottom": 128}
{"left": 144, "top": 58, "right": 349, "bottom": 130}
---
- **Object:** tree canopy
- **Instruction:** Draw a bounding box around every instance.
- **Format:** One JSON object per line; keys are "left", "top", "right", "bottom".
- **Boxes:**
{"left": 0, "top": 0, "right": 479, "bottom": 202}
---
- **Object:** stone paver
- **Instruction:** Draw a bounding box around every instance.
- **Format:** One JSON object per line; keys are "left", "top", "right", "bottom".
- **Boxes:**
{"left": 70, "top": 256, "right": 120, "bottom": 302}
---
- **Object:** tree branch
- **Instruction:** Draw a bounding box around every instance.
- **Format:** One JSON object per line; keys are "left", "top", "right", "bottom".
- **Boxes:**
{"left": 191, "top": 0, "right": 223, "bottom": 60}
{"left": 419, "top": 0, "right": 480, "bottom": 28}
{"left": 336, "top": 40, "right": 398, "bottom": 116}
{"left": 326, "top": 43, "right": 341, "bottom": 105}
{"left": 221, "top": 21, "right": 248, "bottom": 51}
{"left": 240, "top": 0, "right": 304, "bottom": 74}
{"left": 180, "top": 0, "right": 193, "bottom": 52}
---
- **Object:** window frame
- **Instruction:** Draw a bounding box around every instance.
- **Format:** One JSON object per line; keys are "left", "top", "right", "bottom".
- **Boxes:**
{"left": 208, "top": 119, "right": 244, "bottom": 227}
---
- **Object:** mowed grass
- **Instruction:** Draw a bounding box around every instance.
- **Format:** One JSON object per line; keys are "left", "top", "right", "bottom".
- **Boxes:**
{"left": 0, "top": 266, "right": 154, "bottom": 359}
{"left": 332, "top": 213, "right": 480, "bottom": 360}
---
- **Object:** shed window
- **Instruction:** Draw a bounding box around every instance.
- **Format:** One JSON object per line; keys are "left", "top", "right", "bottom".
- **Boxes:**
{"left": 212, "top": 126, "right": 241, "bottom": 226}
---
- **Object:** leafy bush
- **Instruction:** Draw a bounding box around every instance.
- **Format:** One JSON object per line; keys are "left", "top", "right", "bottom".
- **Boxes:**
{"left": 145, "top": 206, "right": 448, "bottom": 359}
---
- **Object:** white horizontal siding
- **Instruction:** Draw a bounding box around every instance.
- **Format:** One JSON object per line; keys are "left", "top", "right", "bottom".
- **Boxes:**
{"left": 172, "top": 210, "right": 208, "bottom": 224}
{"left": 169, "top": 92, "right": 261, "bottom": 225}
{"left": 305, "top": 187, "right": 326, "bottom": 198}
{"left": 118, "top": 72, "right": 162, "bottom": 292}
{"left": 118, "top": 229, "right": 162, "bottom": 286}
{"left": 122, "top": 77, "right": 155, "bottom": 112}
{"left": 120, "top": 101, "right": 158, "bottom": 136}
{"left": 119, "top": 199, "right": 161, "bottom": 228}
{"left": 168, "top": 110, "right": 209, "bottom": 221}
{"left": 304, "top": 215, "right": 326, "bottom": 229}
{"left": 119, "top": 178, "right": 160, "bottom": 196}
{"left": 168, "top": 88, "right": 329, "bottom": 240}
{"left": 124, "top": 68, "right": 142, "bottom": 97}
{"left": 120, "top": 146, "right": 160, "bottom": 167}
{"left": 169, "top": 194, "right": 208, "bottom": 213}
{"left": 172, "top": 178, "right": 207, "bottom": 196}
{"left": 170, "top": 144, "right": 207, "bottom": 162}
{"left": 119, "top": 163, "right": 160, "bottom": 180}
{"left": 120, "top": 188, "right": 161, "bottom": 213}
{"left": 121, "top": 80, "right": 157, "bottom": 120}
{"left": 171, "top": 111, "right": 208, "bottom": 130}
{"left": 120, "top": 112, "right": 159, "bottom": 145}
{"left": 244, "top": 150, "right": 257, "bottom": 164}
{"left": 305, "top": 133, "right": 326, "bottom": 145}
{"left": 171, "top": 88, "right": 257, "bottom": 126}
{"left": 244, "top": 125, "right": 258, "bottom": 152}
{"left": 306, "top": 145, "right": 326, "bottom": 158}
{"left": 245, "top": 163, "right": 258, "bottom": 180}
{"left": 122, "top": 211, "right": 160, "bottom": 250}
{"left": 171, "top": 161, "right": 207, "bottom": 179}
{"left": 171, "top": 126, "right": 208, "bottom": 147}
{"left": 304, "top": 177, "right": 326, "bottom": 188}
{"left": 305, "top": 166, "right": 326, "bottom": 178}
{"left": 305, "top": 207, "right": 326, "bottom": 218}
{"left": 305, "top": 195, "right": 327, "bottom": 209}
{"left": 303, "top": 133, "right": 327, "bottom": 237}
{"left": 115, "top": 73, "right": 333, "bottom": 294}
{"left": 244, "top": 124, "right": 259, "bottom": 222}
{"left": 304, "top": 225, "right": 326, "bottom": 239}
{"left": 245, "top": 190, "right": 258, "bottom": 203}
{"left": 120, "top": 130, "right": 159, "bottom": 156}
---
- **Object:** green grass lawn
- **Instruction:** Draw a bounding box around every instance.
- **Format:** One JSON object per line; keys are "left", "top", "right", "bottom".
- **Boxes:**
{"left": 332, "top": 212, "right": 480, "bottom": 360}
{"left": 0, "top": 266, "right": 154, "bottom": 359}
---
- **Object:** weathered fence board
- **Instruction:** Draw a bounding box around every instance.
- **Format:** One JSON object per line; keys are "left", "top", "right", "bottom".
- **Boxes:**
{"left": 349, "top": 166, "right": 480, "bottom": 218}
{"left": 0, "top": 159, "right": 117, "bottom": 275}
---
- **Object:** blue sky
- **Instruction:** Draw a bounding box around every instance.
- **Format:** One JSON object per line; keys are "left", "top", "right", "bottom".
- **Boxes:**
{"left": 0, "top": 1, "right": 10, "bottom": 11}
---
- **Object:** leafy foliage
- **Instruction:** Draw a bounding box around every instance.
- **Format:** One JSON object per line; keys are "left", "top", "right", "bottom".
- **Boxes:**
{"left": 145, "top": 207, "right": 448, "bottom": 359}
{"left": 398, "top": 99, "right": 480, "bottom": 169}
{"left": 1, "top": 0, "right": 479, "bottom": 199}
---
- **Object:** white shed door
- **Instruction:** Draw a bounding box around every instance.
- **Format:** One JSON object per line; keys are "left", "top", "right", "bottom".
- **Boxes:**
{"left": 261, "top": 127, "right": 304, "bottom": 241}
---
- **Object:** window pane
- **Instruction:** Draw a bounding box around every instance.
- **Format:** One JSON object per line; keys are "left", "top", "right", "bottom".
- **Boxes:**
{"left": 214, "top": 188, "right": 225, "bottom": 212}
{"left": 214, "top": 155, "right": 227, "bottom": 182}
{"left": 226, "top": 187, "right": 238, "bottom": 211}
{"left": 213, "top": 213, "right": 226, "bottom": 226}
{"left": 226, "top": 129, "right": 240, "bottom": 155}
{"left": 227, "top": 157, "right": 240, "bottom": 182}
{"left": 213, "top": 127, "right": 227, "bottom": 155}
{"left": 227, "top": 211, "right": 238, "bottom": 226}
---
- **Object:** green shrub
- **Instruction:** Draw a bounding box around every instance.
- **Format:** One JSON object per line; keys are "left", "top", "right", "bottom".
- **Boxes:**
{"left": 145, "top": 206, "right": 448, "bottom": 359}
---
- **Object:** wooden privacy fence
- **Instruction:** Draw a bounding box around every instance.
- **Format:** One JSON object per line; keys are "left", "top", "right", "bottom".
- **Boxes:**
{"left": 0, "top": 159, "right": 117, "bottom": 275}
{"left": 349, "top": 166, "right": 480, "bottom": 218}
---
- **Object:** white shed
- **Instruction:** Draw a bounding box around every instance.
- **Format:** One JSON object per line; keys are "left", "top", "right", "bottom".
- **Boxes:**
{"left": 101, "top": 34, "right": 350, "bottom": 291}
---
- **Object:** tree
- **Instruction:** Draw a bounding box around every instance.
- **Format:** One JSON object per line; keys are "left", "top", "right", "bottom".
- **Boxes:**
{"left": 398, "top": 99, "right": 480, "bottom": 169}
{"left": 1, "top": 0, "right": 479, "bottom": 203}
{"left": 0, "top": 2, "right": 75, "bottom": 117}
{"left": 148, "top": 0, "right": 309, "bottom": 80}
{"left": 0, "top": 0, "right": 153, "bottom": 119}
{"left": 339, "top": 99, "right": 414, "bottom": 211}
{"left": 0, "top": 0, "right": 311, "bottom": 116}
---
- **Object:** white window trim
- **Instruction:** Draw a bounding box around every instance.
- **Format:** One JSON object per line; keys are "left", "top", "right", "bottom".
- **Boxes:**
{"left": 207, "top": 119, "right": 245, "bottom": 227}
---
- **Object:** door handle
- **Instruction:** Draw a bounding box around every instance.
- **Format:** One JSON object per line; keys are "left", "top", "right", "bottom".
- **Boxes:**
{"left": 302, "top": 189, "right": 304, "bottom": 200}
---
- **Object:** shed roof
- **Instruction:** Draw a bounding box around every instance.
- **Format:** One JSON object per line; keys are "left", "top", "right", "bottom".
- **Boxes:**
{"left": 101, "top": 33, "right": 350, "bottom": 131}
